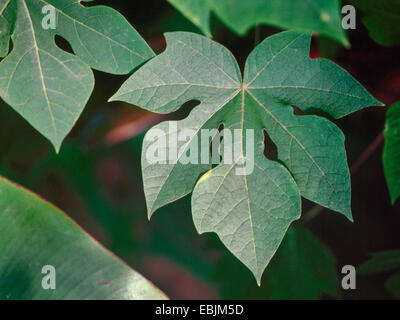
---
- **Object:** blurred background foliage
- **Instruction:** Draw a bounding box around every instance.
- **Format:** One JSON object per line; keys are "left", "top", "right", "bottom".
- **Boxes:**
{"left": 0, "top": 0, "right": 399, "bottom": 299}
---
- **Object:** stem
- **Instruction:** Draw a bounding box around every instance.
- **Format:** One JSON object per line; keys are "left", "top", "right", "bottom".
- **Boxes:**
{"left": 302, "top": 132, "right": 385, "bottom": 223}
{"left": 350, "top": 133, "right": 384, "bottom": 175}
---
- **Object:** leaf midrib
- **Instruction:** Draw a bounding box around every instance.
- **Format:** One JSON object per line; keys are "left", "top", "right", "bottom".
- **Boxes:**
{"left": 250, "top": 85, "right": 374, "bottom": 102}
{"left": 245, "top": 89, "right": 345, "bottom": 209}
{"left": 240, "top": 86, "right": 259, "bottom": 278}
{"left": 22, "top": 0, "right": 57, "bottom": 141}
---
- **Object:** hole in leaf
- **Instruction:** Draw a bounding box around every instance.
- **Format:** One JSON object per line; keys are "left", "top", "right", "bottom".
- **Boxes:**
{"left": 291, "top": 104, "right": 334, "bottom": 120}
{"left": 169, "top": 100, "right": 200, "bottom": 120}
{"left": 54, "top": 35, "right": 74, "bottom": 55}
{"left": 291, "top": 104, "right": 305, "bottom": 115}
{"left": 263, "top": 129, "right": 278, "bottom": 161}
{"left": 209, "top": 123, "right": 224, "bottom": 167}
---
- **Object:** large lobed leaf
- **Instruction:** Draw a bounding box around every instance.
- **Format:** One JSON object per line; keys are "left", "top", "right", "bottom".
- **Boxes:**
{"left": 111, "top": 31, "right": 382, "bottom": 283}
{"left": 383, "top": 102, "right": 400, "bottom": 204}
{"left": 0, "top": 175, "right": 167, "bottom": 300}
{"left": 0, "top": 0, "right": 154, "bottom": 151}
{"left": 167, "top": 0, "right": 349, "bottom": 46}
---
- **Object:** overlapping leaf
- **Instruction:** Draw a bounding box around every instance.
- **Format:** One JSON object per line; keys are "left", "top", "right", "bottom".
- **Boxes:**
{"left": 167, "top": 0, "right": 349, "bottom": 46}
{"left": 383, "top": 102, "right": 400, "bottom": 204}
{"left": 0, "top": 0, "right": 154, "bottom": 151}
{"left": 0, "top": 175, "right": 167, "bottom": 300}
{"left": 111, "top": 31, "right": 382, "bottom": 283}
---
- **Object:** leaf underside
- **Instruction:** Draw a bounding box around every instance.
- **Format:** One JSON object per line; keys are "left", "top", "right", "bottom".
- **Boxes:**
{"left": 111, "top": 31, "right": 382, "bottom": 283}
{"left": 167, "top": 0, "right": 349, "bottom": 46}
{"left": 0, "top": 175, "right": 167, "bottom": 300}
{"left": 383, "top": 102, "right": 400, "bottom": 204}
{"left": 0, "top": 0, "right": 154, "bottom": 151}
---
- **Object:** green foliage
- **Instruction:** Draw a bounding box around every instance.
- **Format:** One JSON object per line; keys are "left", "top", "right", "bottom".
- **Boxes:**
{"left": 383, "top": 102, "right": 400, "bottom": 204}
{"left": 216, "top": 227, "right": 339, "bottom": 299}
{"left": 351, "top": 0, "right": 400, "bottom": 47}
{"left": 358, "top": 251, "right": 400, "bottom": 299}
{"left": 0, "top": 0, "right": 16, "bottom": 57}
{"left": 0, "top": 0, "right": 153, "bottom": 151}
{"left": 358, "top": 250, "right": 400, "bottom": 275}
{"left": 0, "top": 175, "right": 166, "bottom": 300}
{"left": 167, "top": 0, "right": 211, "bottom": 37}
{"left": 111, "top": 31, "right": 381, "bottom": 283}
{"left": 264, "top": 227, "right": 339, "bottom": 299}
{"left": 386, "top": 272, "right": 400, "bottom": 299}
{"left": 167, "top": 0, "right": 349, "bottom": 45}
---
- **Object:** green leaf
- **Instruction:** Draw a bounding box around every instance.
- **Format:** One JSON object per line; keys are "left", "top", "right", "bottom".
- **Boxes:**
{"left": 167, "top": 0, "right": 349, "bottom": 46}
{"left": 358, "top": 250, "right": 400, "bottom": 299}
{"left": 0, "top": 175, "right": 167, "bottom": 300}
{"left": 111, "top": 31, "right": 381, "bottom": 283}
{"left": 263, "top": 227, "right": 339, "bottom": 299}
{"left": 358, "top": 250, "right": 400, "bottom": 275}
{"left": 386, "top": 272, "right": 400, "bottom": 299}
{"left": 383, "top": 102, "right": 400, "bottom": 204}
{"left": 167, "top": 0, "right": 211, "bottom": 37}
{"left": 0, "top": 0, "right": 154, "bottom": 151}
{"left": 0, "top": 0, "right": 16, "bottom": 57}
{"left": 351, "top": 0, "right": 400, "bottom": 47}
{"left": 215, "top": 227, "right": 339, "bottom": 299}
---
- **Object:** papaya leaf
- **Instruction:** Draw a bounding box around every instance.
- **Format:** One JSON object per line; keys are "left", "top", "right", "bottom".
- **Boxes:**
{"left": 383, "top": 102, "right": 400, "bottom": 204}
{"left": 0, "top": 175, "right": 167, "bottom": 300}
{"left": 111, "top": 31, "right": 382, "bottom": 283}
{"left": 0, "top": 0, "right": 154, "bottom": 151}
{"left": 167, "top": 0, "right": 349, "bottom": 46}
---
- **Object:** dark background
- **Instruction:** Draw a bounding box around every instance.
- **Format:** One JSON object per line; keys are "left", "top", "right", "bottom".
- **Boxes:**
{"left": 0, "top": 0, "right": 399, "bottom": 299}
